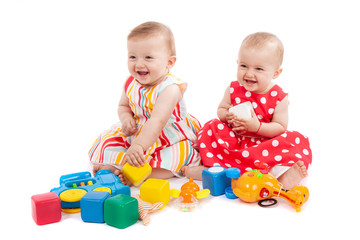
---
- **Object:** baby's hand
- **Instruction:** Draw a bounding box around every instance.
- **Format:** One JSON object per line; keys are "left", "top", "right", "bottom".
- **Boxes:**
{"left": 230, "top": 110, "right": 260, "bottom": 135}
{"left": 125, "top": 143, "right": 145, "bottom": 167}
{"left": 122, "top": 117, "right": 137, "bottom": 137}
{"left": 225, "top": 111, "right": 236, "bottom": 124}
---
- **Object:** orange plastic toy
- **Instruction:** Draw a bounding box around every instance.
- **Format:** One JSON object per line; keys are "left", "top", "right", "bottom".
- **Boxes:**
{"left": 170, "top": 178, "right": 210, "bottom": 212}
{"left": 229, "top": 169, "right": 309, "bottom": 212}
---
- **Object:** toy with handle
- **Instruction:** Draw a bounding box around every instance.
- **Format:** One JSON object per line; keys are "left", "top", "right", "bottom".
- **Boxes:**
{"left": 227, "top": 169, "right": 309, "bottom": 212}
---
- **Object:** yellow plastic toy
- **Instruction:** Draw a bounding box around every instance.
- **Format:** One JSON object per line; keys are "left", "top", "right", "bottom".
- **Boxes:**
{"left": 59, "top": 189, "right": 87, "bottom": 213}
{"left": 140, "top": 178, "right": 170, "bottom": 209}
{"left": 170, "top": 178, "right": 210, "bottom": 212}
{"left": 122, "top": 162, "right": 152, "bottom": 186}
{"left": 229, "top": 169, "right": 309, "bottom": 212}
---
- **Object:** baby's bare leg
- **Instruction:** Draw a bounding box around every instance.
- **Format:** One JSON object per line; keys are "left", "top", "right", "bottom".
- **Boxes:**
{"left": 149, "top": 168, "right": 175, "bottom": 179}
{"left": 180, "top": 165, "right": 207, "bottom": 180}
{"left": 277, "top": 161, "right": 308, "bottom": 190}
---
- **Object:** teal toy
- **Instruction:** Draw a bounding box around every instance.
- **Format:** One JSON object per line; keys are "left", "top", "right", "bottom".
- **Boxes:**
{"left": 50, "top": 169, "right": 130, "bottom": 212}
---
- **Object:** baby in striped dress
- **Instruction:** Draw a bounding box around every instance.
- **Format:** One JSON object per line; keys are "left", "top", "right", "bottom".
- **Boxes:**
{"left": 89, "top": 22, "right": 202, "bottom": 184}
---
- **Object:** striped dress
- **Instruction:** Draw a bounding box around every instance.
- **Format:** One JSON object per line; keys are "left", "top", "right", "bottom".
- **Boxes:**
{"left": 89, "top": 74, "right": 201, "bottom": 173}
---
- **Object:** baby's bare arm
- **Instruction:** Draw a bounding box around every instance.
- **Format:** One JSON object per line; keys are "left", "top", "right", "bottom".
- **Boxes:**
{"left": 132, "top": 84, "right": 183, "bottom": 151}
{"left": 118, "top": 90, "right": 136, "bottom": 136}
{"left": 257, "top": 96, "right": 289, "bottom": 138}
{"left": 217, "top": 86, "right": 232, "bottom": 123}
{"left": 118, "top": 90, "right": 133, "bottom": 121}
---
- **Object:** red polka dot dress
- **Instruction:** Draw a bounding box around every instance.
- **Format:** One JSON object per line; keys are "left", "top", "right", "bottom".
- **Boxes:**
{"left": 198, "top": 81, "right": 312, "bottom": 174}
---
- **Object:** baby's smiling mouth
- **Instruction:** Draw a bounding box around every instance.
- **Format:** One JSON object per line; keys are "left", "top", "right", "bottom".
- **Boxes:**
{"left": 137, "top": 71, "right": 149, "bottom": 76}
{"left": 245, "top": 79, "right": 257, "bottom": 84}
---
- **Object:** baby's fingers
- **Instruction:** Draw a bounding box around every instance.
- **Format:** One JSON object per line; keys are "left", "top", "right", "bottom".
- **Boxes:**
{"left": 126, "top": 153, "right": 143, "bottom": 167}
{"left": 232, "top": 126, "right": 246, "bottom": 135}
{"left": 226, "top": 112, "right": 235, "bottom": 121}
{"left": 125, "top": 155, "right": 136, "bottom": 167}
{"left": 137, "top": 153, "right": 145, "bottom": 167}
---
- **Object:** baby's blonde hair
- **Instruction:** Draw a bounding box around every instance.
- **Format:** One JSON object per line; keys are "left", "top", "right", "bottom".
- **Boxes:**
{"left": 128, "top": 21, "right": 176, "bottom": 56}
{"left": 241, "top": 32, "right": 284, "bottom": 67}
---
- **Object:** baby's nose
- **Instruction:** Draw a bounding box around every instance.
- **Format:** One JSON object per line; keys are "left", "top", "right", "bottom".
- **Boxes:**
{"left": 135, "top": 59, "right": 146, "bottom": 68}
{"left": 245, "top": 69, "right": 255, "bottom": 78}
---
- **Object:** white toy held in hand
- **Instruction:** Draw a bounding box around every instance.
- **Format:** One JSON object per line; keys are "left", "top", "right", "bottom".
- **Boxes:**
{"left": 229, "top": 102, "right": 253, "bottom": 126}
{"left": 229, "top": 101, "right": 253, "bottom": 119}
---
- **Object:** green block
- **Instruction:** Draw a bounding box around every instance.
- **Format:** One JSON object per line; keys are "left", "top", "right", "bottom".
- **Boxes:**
{"left": 104, "top": 194, "right": 138, "bottom": 229}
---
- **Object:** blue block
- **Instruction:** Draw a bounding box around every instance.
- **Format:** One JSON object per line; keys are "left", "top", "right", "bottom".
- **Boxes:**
{"left": 202, "top": 166, "right": 231, "bottom": 196}
{"left": 80, "top": 191, "right": 110, "bottom": 223}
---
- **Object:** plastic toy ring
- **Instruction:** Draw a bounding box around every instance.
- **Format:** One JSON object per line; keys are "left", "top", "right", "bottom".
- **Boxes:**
{"left": 61, "top": 208, "right": 81, "bottom": 213}
{"left": 258, "top": 198, "right": 278, "bottom": 208}
{"left": 93, "top": 187, "right": 112, "bottom": 194}
{"left": 59, "top": 189, "right": 87, "bottom": 202}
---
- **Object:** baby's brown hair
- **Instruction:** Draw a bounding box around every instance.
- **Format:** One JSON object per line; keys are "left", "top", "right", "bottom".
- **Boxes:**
{"left": 241, "top": 32, "right": 284, "bottom": 67}
{"left": 128, "top": 21, "right": 176, "bottom": 56}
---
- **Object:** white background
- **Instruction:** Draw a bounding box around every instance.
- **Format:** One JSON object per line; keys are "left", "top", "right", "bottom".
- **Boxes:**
{"left": 1, "top": 0, "right": 359, "bottom": 239}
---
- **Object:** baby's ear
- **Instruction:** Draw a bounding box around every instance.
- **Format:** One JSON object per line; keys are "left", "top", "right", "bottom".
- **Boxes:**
{"left": 167, "top": 56, "right": 177, "bottom": 69}
{"left": 273, "top": 68, "right": 283, "bottom": 79}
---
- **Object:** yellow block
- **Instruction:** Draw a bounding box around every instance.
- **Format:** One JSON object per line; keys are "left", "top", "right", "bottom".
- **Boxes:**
{"left": 140, "top": 178, "right": 170, "bottom": 209}
{"left": 122, "top": 162, "right": 152, "bottom": 186}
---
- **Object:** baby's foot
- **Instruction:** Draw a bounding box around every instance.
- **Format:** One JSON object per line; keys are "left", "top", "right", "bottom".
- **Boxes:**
{"left": 92, "top": 164, "right": 121, "bottom": 176}
{"left": 92, "top": 164, "right": 132, "bottom": 186}
{"left": 277, "top": 161, "right": 308, "bottom": 190}
{"left": 93, "top": 164, "right": 101, "bottom": 176}
{"left": 118, "top": 171, "right": 133, "bottom": 186}
{"left": 180, "top": 166, "right": 207, "bottom": 181}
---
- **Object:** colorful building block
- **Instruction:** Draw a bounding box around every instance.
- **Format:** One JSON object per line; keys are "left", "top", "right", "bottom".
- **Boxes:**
{"left": 80, "top": 191, "right": 110, "bottom": 223}
{"left": 122, "top": 162, "right": 152, "bottom": 186}
{"left": 31, "top": 192, "right": 61, "bottom": 225}
{"left": 202, "top": 166, "right": 232, "bottom": 196}
{"left": 104, "top": 194, "right": 139, "bottom": 229}
{"left": 140, "top": 178, "right": 170, "bottom": 209}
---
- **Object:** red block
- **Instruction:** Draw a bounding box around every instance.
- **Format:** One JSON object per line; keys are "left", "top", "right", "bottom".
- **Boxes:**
{"left": 31, "top": 192, "right": 61, "bottom": 225}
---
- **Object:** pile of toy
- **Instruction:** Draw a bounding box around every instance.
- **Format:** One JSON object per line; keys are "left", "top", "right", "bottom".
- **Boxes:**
{"left": 31, "top": 164, "right": 309, "bottom": 229}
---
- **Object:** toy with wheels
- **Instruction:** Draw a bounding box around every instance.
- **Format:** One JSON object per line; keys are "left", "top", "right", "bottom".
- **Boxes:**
{"left": 170, "top": 178, "right": 210, "bottom": 212}
{"left": 227, "top": 169, "right": 309, "bottom": 212}
{"left": 50, "top": 169, "right": 130, "bottom": 213}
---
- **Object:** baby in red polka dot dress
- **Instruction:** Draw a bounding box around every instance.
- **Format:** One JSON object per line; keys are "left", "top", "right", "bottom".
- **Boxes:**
{"left": 181, "top": 32, "right": 312, "bottom": 190}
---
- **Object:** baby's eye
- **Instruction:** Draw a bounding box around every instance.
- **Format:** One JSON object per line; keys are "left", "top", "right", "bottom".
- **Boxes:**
{"left": 240, "top": 64, "right": 247, "bottom": 68}
{"left": 145, "top": 56, "right": 153, "bottom": 60}
{"left": 129, "top": 56, "right": 136, "bottom": 60}
{"left": 256, "top": 67, "right": 264, "bottom": 71}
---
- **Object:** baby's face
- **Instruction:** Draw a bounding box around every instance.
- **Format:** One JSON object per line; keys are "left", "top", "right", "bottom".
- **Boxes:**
{"left": 237, "top": 44, "right": 282, "bottom": 94}
{"left": 127, "top": 35, "right": 175, "bottom": 88}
